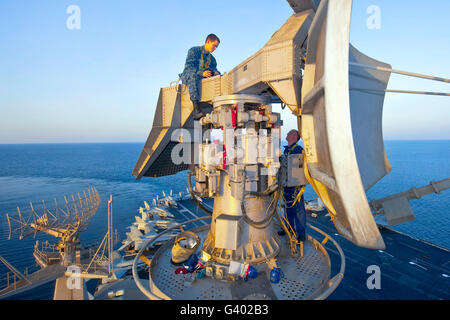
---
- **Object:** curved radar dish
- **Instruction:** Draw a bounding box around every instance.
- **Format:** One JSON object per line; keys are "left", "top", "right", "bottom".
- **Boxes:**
{"left": 301, "top": 0, "right": 391, "bottom": 249}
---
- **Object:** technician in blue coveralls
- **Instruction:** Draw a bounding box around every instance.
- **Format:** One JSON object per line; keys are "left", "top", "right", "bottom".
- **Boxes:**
{"left": 179, "top": 34, "right": 221, "bottom": 120}
{"left": 278, "top": 129, "right": 307, "bottom": 242}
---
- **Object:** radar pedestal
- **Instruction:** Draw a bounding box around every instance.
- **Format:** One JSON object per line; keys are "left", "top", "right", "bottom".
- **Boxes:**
{"left": 202, "top": 173, "right": 281, "bottom": 265}
{"left": 139, "top": 94, "right": 345, "bottom": 300}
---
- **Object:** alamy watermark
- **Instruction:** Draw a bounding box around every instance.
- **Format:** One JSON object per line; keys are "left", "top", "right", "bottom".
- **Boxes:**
{"left": 366, "top": 5, "right": 381, "bottom": 30}
{"left": 66, "top": 265, "right": 81, "bottom": 290}
{"left": 66, "top": 5, "right": 81, "bottom": 30}
{"left": 64, "top": 4, "right": 380, "bottom": 31}
{"left": 366, "top": 265, "right": 381, "bottom": 290}
{"left": 170, "top": 121, "right": 281, "bottom": 172}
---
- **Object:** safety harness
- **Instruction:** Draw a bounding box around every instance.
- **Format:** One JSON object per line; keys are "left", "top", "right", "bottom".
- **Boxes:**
{"left": 200, "top": 50, "right": 211, "bottom": 70}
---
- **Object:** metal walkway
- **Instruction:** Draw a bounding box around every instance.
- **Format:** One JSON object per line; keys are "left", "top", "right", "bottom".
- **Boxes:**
{"left": 0, "top": 263, "right": 65, "bottom": 299}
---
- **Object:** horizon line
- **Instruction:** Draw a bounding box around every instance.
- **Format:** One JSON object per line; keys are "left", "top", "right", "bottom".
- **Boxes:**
{"left": 1, "top": 139, "right": 450, "bottom": 145}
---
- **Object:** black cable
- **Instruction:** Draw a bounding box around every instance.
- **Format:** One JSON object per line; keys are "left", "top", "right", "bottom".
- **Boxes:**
{"left": 187, "top": 172, "right": 213, "bottom": 215}
{"left": 239, "top": 170, "right": 282, "bottom": 229}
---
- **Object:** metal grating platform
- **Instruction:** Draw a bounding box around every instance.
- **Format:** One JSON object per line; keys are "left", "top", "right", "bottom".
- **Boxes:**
{"left": 269, "top": 236, "right": 330, "bottom": 300}
{"left": 148, "top": 226, "right": 332, "bottom": 300}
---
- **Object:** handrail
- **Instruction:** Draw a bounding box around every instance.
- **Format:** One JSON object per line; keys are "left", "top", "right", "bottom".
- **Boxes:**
{"left": 133, "top": 215, "right": 345, "bottom": 300}
{"left": 307, "top": 223, "right": 346, "bottom": 300}
{"left": 0, "top": 256, "right": 31, "bottom": 285}
{"left": 349, "top": 62, "right": 450, "bottom": 83}
{"left": 132, "top": 216, "right": 212, "bottom": 300}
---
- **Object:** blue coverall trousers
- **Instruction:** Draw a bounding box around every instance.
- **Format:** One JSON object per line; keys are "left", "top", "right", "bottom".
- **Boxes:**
{"left": 180, "top": 72, "right": 202, "bottom": 101}
{"left": 284, "top": 188, "right": 307, "bottom": 242}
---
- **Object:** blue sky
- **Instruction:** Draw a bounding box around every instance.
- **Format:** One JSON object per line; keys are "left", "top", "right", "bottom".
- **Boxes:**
{"left": 0, "top": 0, "right": 449, "bottom": 143}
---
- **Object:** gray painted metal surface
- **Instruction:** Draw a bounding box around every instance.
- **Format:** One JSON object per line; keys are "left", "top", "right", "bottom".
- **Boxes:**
{"left": 0, "top": 264, "right": 65, "bottom": 299}
{"left": 300, "top": 0, "right": 386, "bottom": 249}
{"left": 348, "top": 45, "right": 392, "bottom": 191}
{"left": 287, "top": 0, "right": 321, "bottom": 13}
{"left": 148, "top": 228, "right": 332, "bottom": 300}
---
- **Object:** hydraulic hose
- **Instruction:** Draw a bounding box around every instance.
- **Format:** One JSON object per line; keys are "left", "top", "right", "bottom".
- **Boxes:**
{"left": 240, "top": 170, "right": 282, "bottom": 229}
{"left": 187, "top": 171, "right": 213, "bottom": 215}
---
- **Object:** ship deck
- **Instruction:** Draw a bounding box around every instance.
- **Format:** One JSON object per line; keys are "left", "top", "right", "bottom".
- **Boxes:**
{"left": 163, "top": 198, "right": 450, "bottom": 300}
{"left": 3, "top": 197, "right": 449, "bottom": 300}
{"left": 313, "top": 213, "right": 450, "bottom": 299}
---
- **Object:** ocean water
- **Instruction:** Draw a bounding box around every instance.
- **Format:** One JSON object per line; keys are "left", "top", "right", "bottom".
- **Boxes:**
{"left": 0, "top": 141, "right": 449, "bottom": 299}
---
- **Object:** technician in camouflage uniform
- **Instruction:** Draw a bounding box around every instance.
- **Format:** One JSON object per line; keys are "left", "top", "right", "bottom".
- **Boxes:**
{"left": 179, "top": 34, "right": 220, "bottom": 120}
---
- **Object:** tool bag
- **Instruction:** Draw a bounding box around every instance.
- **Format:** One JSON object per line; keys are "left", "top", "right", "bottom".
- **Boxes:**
{"left": 171, "top": 231, "right": 201, "bottom": 264}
